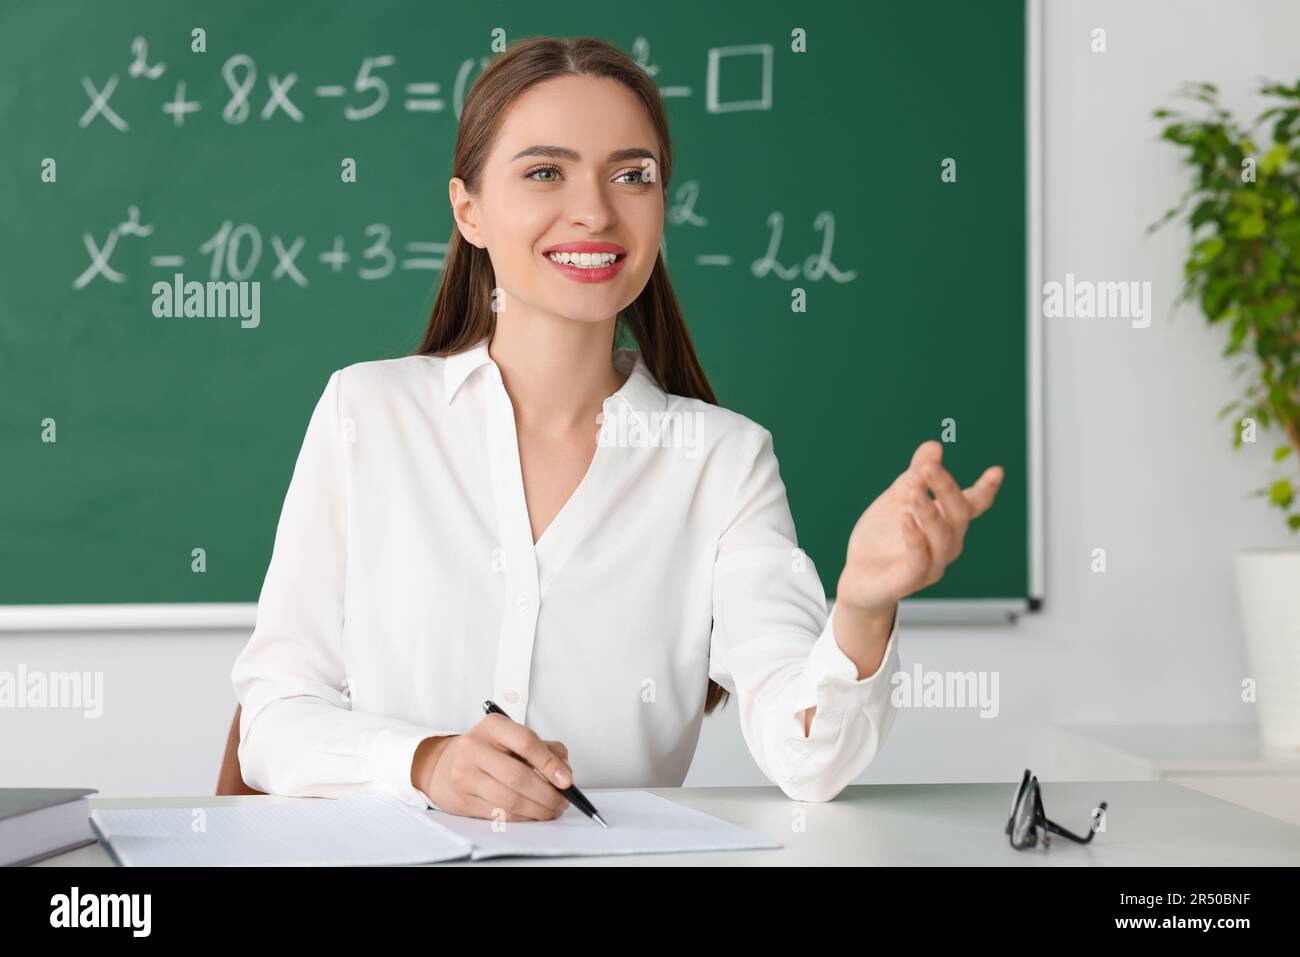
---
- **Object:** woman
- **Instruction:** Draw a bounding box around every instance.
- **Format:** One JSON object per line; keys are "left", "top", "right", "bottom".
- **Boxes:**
{"left": 231, "top": 36, "right": 1003, "bottom": 822}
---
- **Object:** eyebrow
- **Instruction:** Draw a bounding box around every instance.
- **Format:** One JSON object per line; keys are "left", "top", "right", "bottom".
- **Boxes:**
{"left": 509, "top": 145, "right": 658, "bottom": 165}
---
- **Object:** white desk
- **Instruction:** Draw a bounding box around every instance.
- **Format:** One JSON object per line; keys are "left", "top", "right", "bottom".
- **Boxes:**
{"left": 33, "top": 779, "right": 1300, "bottom": 866}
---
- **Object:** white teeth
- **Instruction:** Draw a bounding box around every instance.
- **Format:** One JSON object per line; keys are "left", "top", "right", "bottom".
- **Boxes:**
{"left": 547, "top": 251, "right": 620, "bottom": 267}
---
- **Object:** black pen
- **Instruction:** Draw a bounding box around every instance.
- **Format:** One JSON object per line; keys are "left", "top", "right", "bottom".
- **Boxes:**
{"left": 482, "top": 699, "right": 608, "bottom": 828}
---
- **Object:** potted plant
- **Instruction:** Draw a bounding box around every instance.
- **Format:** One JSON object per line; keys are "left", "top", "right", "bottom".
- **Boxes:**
{"left": 1151, "top": 81, "right": 1300, "bottom": 757}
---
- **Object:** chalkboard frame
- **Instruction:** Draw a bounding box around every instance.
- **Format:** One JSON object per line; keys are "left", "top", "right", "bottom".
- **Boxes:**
{"left": 0, "top": 0, "right": 1045, "bottom": 630}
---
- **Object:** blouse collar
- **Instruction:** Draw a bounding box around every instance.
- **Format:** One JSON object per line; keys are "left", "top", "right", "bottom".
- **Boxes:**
{"left": 442, "top": 336, "right": 667, "bottom": 419}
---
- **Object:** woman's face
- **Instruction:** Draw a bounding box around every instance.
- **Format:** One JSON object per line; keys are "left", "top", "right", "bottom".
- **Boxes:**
{"left": 451, "top": 74, "right": 665, "bottom": 325}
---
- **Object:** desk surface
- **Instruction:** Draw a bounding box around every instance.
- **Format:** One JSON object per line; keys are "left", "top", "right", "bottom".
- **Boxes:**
{"left": 35, "top": 780, "right": 1300, "bottom": 866}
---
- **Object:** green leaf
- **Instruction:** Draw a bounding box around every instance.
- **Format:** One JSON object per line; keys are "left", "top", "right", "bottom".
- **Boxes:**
{"left": 1237, "top": 214, "right": 1266, "bottom": 238}
{"left": 1189, "top": 201, "right": 1220, "bottom": 229}
{"left": 1275, "top": 444, "right": 1294, "bottom": 461}
{"left": 1228, "top": 315, "right": 1250, "bottom": 352}
{"left": 1261, "top": 249, "right": 1284, "bottom": 283}
{"left": 1274, "top": 111, "right": 1300, "bottom": 143}
{"left": 1204, "top": 278, "right": 1236, "bottom": 320}
{"left": 1269, "top": 479, "right": 1294, "bottom": 507}
{"left": 1261, "top": 143, "right": 1289, "bottom": 174}
{"left": 1194, "top": 235, "right": 1226, "bottom": 265}
{"left": 1289, "top": 514, "right": 1300, "bottom": 531}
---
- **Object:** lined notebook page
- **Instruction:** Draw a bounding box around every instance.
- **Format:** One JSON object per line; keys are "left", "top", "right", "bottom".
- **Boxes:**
{"left": 90, "top": 796, "right": 473, "bottom": 867}
{"left": 426, "top": 790, "right": 783, "bottom": 860}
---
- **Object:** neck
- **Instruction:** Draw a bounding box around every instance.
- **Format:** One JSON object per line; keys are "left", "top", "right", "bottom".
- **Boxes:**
{"left": 489, "top": 308, "right": 629, "bottom": 433}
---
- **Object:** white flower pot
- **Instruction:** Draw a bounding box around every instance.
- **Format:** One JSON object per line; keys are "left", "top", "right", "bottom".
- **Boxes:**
{"left": 1233, "top": 549, "right": 1300, "bottom": 757}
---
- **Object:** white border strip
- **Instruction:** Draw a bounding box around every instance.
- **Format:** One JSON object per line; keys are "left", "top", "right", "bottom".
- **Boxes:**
{"left": 0, "top": 604, "right": 257, "bottom": 632}
{"left": 1026, "top": 0, "right": 1045, "bottom": 609}
{"left": 0, "top": 597, "right": 1036, "bottom": 632}
{"left": 825, "top": 598, "right": 1031, "bottom": 626}
{"left": 899, "top": 598, "right": 1032, "bottom": 626}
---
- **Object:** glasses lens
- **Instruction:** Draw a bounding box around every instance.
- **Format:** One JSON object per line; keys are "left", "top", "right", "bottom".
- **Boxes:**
{"left": 1008, "top": 770, "right": 1029, "bottom": 823}
{"left": 1011, "top": 777, "right": 1037, "bottom": 846}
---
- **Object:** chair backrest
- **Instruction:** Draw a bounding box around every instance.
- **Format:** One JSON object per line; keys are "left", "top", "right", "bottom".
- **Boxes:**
{"left": 217, "top": 704, "right": 265, "bottom": 796}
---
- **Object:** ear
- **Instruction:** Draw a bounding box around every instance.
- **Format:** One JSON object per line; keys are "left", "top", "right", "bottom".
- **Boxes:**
{"left": 449, "top": 177, "right": 486, "bottom": 249}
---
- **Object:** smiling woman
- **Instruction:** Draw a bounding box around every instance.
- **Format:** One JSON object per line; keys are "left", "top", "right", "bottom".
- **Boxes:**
{"left": 420, "top": 36, "right": 730, "bottom": 711}
{"left": 431, "top": 45, "right": 674, "bottom": 331}
{"left": 230, "top": 35, "right": 1001, "bottom": 824}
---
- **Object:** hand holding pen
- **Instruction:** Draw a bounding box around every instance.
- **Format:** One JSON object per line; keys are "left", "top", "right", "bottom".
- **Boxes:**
{"left": 412, "top": 700, "right": 605, "bottom": 826}
{"left": 483, "top": 700, "right": 607, "bottom": 827}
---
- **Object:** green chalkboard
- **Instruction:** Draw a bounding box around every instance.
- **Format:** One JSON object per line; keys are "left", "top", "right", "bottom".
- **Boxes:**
{"left": 0, "top": 0, "right": 1031, "bottom": 608}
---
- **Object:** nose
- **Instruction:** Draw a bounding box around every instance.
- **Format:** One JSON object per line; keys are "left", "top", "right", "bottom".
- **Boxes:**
{"left": 566, "top": 172, "right": 617, "bottom": 233}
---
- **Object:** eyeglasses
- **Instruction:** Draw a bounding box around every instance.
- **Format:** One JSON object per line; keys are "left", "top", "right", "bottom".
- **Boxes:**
{"left": 1005, "top": 769, "right": 1107, "bottom": 849}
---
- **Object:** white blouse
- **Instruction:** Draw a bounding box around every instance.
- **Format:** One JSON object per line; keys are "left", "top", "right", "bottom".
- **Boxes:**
{"left": 231, "top": 336, "right": 901, "bottom": 809}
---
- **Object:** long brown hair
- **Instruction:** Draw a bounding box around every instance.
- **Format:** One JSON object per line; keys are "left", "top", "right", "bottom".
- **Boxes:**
{"left": 412, "top": 36, "right": 729, "bottom": 715}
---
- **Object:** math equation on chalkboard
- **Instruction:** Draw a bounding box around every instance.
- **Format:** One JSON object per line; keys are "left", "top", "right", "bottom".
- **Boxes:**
{"left": 68, "top": 34, "right": 858, "bottom": 320}
{"left": 80, "top": 36, "right": 777, "bottom": 130}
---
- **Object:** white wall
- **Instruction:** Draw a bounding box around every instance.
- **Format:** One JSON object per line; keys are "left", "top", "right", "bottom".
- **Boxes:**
{"left": 4, "top": 0, "right": 1296, "bottom": 797}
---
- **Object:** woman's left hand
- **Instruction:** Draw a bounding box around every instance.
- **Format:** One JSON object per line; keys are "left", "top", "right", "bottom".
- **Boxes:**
{"left": 836, "top": 440, "right": 1003, "bottom": 615}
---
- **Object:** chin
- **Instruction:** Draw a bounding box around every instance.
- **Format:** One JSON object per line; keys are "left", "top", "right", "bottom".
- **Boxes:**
{"left": 556, "top": 300, "right": 626, "bottom": 324}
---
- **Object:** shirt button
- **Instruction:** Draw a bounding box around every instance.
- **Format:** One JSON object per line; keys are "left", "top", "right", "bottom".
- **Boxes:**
{"left": 517, "top": 592, "right": 531, "bottom": 610}
{"left": 504, "top": 689, "right": 519, "bottom": 704}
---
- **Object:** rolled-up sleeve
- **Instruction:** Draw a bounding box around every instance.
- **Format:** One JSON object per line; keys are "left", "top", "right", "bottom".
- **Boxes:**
{"left": 708, "top": 426, "right": 901, "bottom": 803}
{"left": 230, "top": 369, "right": 455, "bottom": 809}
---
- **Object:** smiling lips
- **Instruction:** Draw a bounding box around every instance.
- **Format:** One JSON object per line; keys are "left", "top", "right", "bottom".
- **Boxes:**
{"left": 542, "top": 241, "right": 627, "bottom": 284}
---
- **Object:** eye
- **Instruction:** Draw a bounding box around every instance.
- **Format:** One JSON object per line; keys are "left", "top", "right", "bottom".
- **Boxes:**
{"left": 522, "top": 164, "right": 655, "bottom": 187}
{"left": 614, "top": 167, "right": 654, "bottom": 186}
{"left": 523, "top": 164, "right": 563, "bottom": 182}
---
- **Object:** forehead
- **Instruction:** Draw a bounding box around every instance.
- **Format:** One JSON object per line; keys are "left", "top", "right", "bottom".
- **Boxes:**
{"left": 492, "top": 74, "right": 658, "bottom": 158}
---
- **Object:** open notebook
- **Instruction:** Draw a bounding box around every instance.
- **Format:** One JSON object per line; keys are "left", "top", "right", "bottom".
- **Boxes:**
{"left": 89, "top": 790, "right": 782, "bottom": 866}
